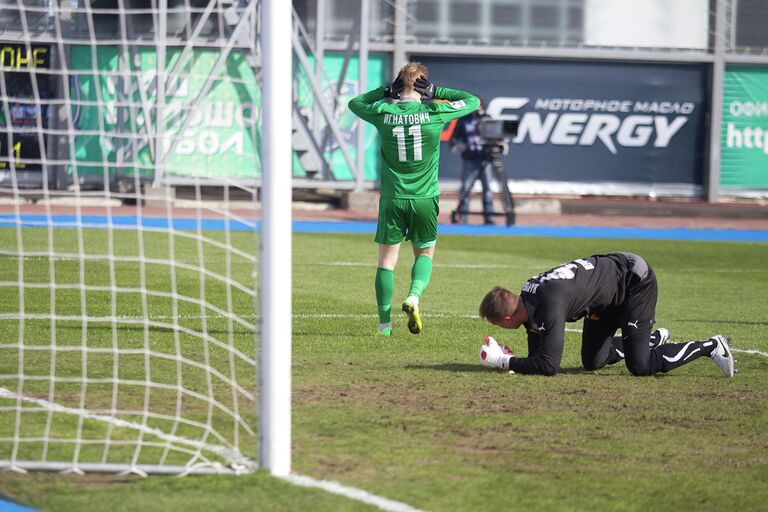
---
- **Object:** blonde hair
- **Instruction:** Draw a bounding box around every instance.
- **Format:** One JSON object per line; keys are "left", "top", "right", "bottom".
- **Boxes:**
{"left": 397, "top": 62, "right": 429, "bottom": 91}
{"left": 479, "top": 286, "right": 519, "bottom": 322}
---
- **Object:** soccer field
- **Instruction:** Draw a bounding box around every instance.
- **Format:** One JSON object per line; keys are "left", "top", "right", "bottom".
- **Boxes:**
{"left": 2, "top": 229, "right": 768, "bottom": 511}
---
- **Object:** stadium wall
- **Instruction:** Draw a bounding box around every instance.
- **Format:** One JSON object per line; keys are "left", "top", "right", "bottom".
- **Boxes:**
{"left": 310, "top": 0, "right": 768, "bottom": 200}
{"left": 2, "top": 2, "right": 768, "bottom": 200}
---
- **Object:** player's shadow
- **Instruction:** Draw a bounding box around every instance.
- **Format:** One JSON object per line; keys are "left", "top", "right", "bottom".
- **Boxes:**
{"left": 406, "top": 363, "right": 489, "bottom": 373}
{"left": 406, "top": 363, "right": 588, "bottom": 374}
{"left": 556, "top": 366, "right": 588, "bottom": 374}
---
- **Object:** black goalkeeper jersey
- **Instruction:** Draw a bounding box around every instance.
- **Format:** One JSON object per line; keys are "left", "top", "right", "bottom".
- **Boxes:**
{"left": 511, "top": 253, "right": 641, "bottom": 375}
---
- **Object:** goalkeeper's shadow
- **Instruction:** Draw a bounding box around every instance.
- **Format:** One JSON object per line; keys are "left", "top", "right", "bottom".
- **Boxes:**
{"left": 406, "top": 363, "right": 490, "bottom": 373}
{"left": 405, "top": 364, "right": 588, "bottom": 374}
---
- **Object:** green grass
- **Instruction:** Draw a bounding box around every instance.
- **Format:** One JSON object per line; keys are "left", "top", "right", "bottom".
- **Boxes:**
{"left": 1, "top": 229, "right": 768, "bottom": 511}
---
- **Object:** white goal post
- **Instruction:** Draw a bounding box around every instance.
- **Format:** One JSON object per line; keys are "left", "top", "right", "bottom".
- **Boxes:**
{"left": 259, "top": 0, "right": 293, "bottom": 477}
{"left": 0, "top": 0, "right": 292, "bottom": 476}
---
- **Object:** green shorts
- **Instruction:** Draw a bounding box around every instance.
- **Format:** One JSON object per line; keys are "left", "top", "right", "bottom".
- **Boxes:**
{"left": 375, "top": 196, "right": 439, "bottom": 249}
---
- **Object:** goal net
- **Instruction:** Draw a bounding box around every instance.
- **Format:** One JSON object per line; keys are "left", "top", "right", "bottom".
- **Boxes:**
{"left": 0, "top": 0, "right": 263, "bottom": 475}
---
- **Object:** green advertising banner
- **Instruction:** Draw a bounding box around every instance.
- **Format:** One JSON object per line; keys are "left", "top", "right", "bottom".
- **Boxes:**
{"left": 296, "top": 52, "right": 388, "bottom": 181}
{"left": 70, "top": 46, "right": 387, "bottom": 182}
{"left": 69, "top": 46, "right": 260, "bottom": 180}
{"left": 721, "top": 66, "right": 768, "bottom": 189}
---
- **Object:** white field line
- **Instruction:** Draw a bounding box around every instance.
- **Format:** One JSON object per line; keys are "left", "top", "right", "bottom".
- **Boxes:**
{"left": 3, "top": 257, "right": 765, "bottom": 274}
{"left": 4, "top": 313, "right": 766, "bottom": 359}
{"left": 317, "top": 262, "right": 768, "bottom": 273}
{"left": 9, "top": 254, "right": 765, "bottom": 273}
{"left": 281, "top": 474, "right": 424, "bottom": 512}
{"left": 732, "top": 348, "right": 768, "bottom": 358}
{"left": 0, "top": 387, "right": 244, "bottom": 464}
{"left": 319, "top": 261, "right": 540, "bottom": 269}
{"left": 0, "top": 313, "right": 260, "bottom": 322}
{"left": 1, "top": 312, "right": 474, "bottom": 321}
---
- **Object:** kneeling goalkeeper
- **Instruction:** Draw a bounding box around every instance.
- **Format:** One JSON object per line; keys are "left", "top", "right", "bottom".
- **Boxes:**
{"left": 478, "top": 252, "right": 735, "bottom": 377}
{"left": 348, "top": 63, "right": 479, "bottom": 336}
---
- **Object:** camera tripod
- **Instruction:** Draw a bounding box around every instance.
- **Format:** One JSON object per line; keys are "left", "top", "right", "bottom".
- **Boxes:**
{"left": 451, "top": 142, "right": 516, "bottom": 226}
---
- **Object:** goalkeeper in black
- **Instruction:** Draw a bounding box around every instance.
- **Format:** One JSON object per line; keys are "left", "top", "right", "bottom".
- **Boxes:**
{"left": 478, "top": 252, "right": 735, "bottom": 377}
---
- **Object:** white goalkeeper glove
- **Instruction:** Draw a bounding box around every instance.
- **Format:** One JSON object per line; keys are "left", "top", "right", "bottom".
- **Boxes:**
{"left": 480, "top": 336, "right": 514, "bottom": 372}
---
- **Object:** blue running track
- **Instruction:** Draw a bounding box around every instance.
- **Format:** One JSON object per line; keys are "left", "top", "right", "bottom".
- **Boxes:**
{"left": 0, "top": 496, "right": 36, "bottom": 512}
{"left": 1, "top": 214, "right": 767, "bottom": 242}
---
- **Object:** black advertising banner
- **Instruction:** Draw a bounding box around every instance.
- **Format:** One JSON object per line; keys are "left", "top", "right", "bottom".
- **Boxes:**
{"left": 0, "top": 43, "right": 51, "bottom": 172}
{"left": 417, "top": 56, "right": 707, "bottom": 186}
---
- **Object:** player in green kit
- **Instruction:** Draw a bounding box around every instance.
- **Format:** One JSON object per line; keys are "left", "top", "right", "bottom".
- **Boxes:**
{"left": 348, "top": 62, "right": 480, "bottom": 337}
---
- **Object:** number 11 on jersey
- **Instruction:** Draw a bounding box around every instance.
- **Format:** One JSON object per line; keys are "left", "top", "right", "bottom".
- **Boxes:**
{"left": 392, "top": 125, "right": 423, "bottom": 162}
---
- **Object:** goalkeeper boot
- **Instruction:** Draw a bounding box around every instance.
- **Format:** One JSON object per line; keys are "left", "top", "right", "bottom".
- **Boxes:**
{"left": 649, "top": 327, "right": 670, "bottom": 349}
{"left": 709, "top": 335, "right": 735, "bottom": 377}
{"left": 402, "top": 297, "right": 423, "bottom": 334}
{"left": 480, "top": 336, "right": 513, "bottom": 371}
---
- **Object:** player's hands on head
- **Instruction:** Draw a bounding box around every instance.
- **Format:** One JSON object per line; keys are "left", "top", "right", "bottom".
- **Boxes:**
{"left": 414, "top": 75, "right": 435, "bottom": 100}
{"left": 385, "top": 76, "right": 405, "bottom": 99}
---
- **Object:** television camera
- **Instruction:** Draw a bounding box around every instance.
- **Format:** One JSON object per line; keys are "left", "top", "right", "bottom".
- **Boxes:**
{"left": 451, "top": 116, "right": 519, "bottom": 226}
{"left": 475, "top": 117, "right": 519, "bottom": 143}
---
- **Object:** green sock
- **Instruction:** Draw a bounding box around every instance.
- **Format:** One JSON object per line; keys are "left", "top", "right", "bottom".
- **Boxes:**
{"left": 375, "top": 267, "right": 394, "bottom": 324}
{"left": 408, "top": 255, "right": 432, "bottom": 299}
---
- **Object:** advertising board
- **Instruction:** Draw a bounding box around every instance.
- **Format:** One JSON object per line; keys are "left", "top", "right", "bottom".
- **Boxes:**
{"left": 721, "top": 66, "right": 768, "bottom": 191}
{"left": 415, "top": 57, "right": 708, "bottom": 192}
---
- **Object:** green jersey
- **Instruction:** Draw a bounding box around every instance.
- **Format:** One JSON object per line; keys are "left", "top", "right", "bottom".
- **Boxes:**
{"left": 348, "top": 86, "right": 480, "bottom": 199}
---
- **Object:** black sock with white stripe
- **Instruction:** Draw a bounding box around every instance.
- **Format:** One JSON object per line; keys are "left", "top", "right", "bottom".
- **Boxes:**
{"left": 655, "top": 340, "right": 715, "bottom": 372}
